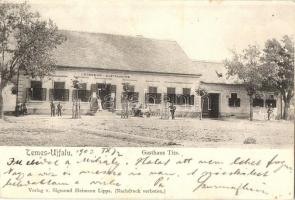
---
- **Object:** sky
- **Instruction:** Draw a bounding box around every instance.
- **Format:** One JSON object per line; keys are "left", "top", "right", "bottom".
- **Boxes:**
{"left": 22, "top": 0, "right": 295, "bottom": 62}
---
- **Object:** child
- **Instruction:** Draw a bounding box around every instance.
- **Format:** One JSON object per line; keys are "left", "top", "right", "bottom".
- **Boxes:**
{"left": 168, "top": 102, "right": 176, "bottom": 120}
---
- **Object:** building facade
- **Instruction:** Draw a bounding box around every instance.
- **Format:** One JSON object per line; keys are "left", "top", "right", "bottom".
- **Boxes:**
{"left": 18, "top": 67, "right": 201, "bottom": 115}
{"left": 6, "top": 30, "right": 286, "bottom": 119}
{"left": 15, "top": 30, "right": 202, "bottom": 116}
{"left": 195, "top": 60, "right": 282, "bottom": 119}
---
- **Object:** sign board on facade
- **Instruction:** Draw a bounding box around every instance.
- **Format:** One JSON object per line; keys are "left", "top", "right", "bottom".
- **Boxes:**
{"left": 81, "top": 73, "right": 131, "bottom": 79}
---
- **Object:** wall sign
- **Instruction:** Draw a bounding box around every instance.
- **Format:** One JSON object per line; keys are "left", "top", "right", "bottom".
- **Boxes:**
{"left": 81, "top": 73, "right": 130, "bottom": 79}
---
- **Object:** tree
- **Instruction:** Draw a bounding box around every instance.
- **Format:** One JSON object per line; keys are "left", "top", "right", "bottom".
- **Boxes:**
{"left": 121, "top": 82, "right": 131, "bottom": 118}
{"left": 224, "top": 45, "right": 263, "bottom": 121}
{"left": 195, "top": 87, "right": 208, "bottom": 120}
{"left": 261, "top": 35, "right": 294, "bottom": 120}
{"left": 0, "top": 3, "right": 65, "bottom": 119}
{"left": 71, "top": 77, "right": 82, "bottom": 119}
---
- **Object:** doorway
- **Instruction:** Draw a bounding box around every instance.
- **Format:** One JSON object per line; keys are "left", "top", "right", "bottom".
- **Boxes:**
{"left": 202, "top": 93, "right": 220, "bottom": 118}
{"left": 90, "top": 83, "right": 116, "bottom": 110}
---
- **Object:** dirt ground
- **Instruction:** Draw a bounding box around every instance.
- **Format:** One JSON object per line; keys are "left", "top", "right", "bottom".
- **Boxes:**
{"left": 0, "top": 113, "right": 293, "bottom": 147}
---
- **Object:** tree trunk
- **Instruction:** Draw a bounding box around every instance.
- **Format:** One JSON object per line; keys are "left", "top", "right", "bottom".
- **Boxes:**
{"left": 249, "top": 95, "right": 253, "bottom": 121}
{"left": 282, "top": 91, "right": 293, "bottom": 120}
{"left": 283, "top": 101, "right": 290, "bottom": 120}
{"left": 200, "top": 98, "right": 204, "bottom": 120}
{"left": 0, "top": 86, "right": 3, "bottom": 119}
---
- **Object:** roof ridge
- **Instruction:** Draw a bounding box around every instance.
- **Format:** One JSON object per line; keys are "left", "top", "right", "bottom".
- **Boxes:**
{"left": 192, "top": 59, "right": 223, "bottom": 64}
{"left": 59, "top": 29, "right": 178, "bottom": 43}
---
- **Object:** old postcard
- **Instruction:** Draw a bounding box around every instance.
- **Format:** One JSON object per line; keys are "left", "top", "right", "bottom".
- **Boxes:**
{"left": 0, "top": 0, "right": 294, "bottom": 199}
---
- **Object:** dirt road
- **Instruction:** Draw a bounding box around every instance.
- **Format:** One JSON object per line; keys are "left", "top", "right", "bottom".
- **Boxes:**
{"left": 0, "top": 114, "right": 293, "bottom": 147}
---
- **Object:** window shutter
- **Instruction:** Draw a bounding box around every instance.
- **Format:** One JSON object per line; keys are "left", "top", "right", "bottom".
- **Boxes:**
{"left": 64, "top": 89, "right": 69, "bottom": 101}
{"left": 190, "top": 95, "right": 194, "bottom": 105}
{"left": 156, "top": 93, "right": 161, "bottom": 104}
{"left": 134, "top": 92, "right": 139, "bottom": 101}
{"left": 42, "top": 89, "right": 47, "bottom": 101}
{"left": 236, "top": 99, "right": 241, "bottom": 107}
{"left": 111, "top": 85, "right": 116, "bottom": 93}
{"left": 49, "top": 89, "right": 53, "bottom": 101}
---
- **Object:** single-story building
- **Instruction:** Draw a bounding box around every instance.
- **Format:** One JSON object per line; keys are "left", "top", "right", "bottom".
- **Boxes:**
{"left": 195, "top": 60, "right": 283, "bottom": 119}
{"left": 14, "top": 30, "right": 202, "bottom": 116}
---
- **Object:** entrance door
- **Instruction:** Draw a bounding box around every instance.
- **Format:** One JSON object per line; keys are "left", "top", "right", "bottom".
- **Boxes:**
{"left": 202, "top": 93, "right": 220, "bottom": 118}
{"left": 97, "top": 83, "right": 111, "bottom": 109}
{"left": 208, "top": 93, "right": 219, "bottom": 118}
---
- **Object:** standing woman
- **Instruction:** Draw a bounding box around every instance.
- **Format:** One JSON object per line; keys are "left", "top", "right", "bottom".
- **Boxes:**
{"left": 97, "top": 96, "right": 103, "bottom": 112}
{"left": 89, "top": 92, "right": 98, "bottom": 112}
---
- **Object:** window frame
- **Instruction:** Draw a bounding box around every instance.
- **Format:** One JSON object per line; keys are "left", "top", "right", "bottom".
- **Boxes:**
{"left": 228, "top": 93, "right": 240, "bottom": 107}
{"left": 28, "top": 81, "right": 46, "bottom": 101}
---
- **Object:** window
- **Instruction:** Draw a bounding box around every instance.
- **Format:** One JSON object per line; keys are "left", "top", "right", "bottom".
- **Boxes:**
{"left": 50, "top": 82, "right": 69, "bottom": 101}
{"left": 148, "top": 87, "right": 157, "bottom": 94}
{"left": 54, "top": 82, "right": 65, "bottom": 89}
{"left": 265, "top": 94, "right": 276, "bottom": 108}
{"left": 122, "top": 92, "right": 139, "bottom": 102}
{"left": 122, "top": 84, "right": 134, "bottom": 92}
{"left": 128, "top": 85, "right": 135, "bottom": 93}
{"left": 253, "top": 94, "right": 264, "bottom": 107}
{"left": 72, "top": 83, "right": 91, "bottom": 102}
{"left": 166, "top": 87, "right": 176, "bottom": 103}
{"left": 146, "top": 93, "right": 161, "bottom": 104}
{"left": 122, "top": 85, "right": 138, "bottom": 102}
{"left": 231, "top": 93, "right": 237, "bottom": 99}
{"left": 27, "top": 81, "right": 46, "bottom": 101}
{"left": 167, "top": 87, "right": 175, "bottom": 94}
{"left": 265, "top": 99, "right": 276, "bottom": 108}
{"left": 146, "top": 87, "right": 161, "bottom": 104}
{"left": 31, "top": 81, "right": 42, "bottom": 88}
{"left": 177, "top": 88, "right": 194, "bottom": 105}
{"left": 79, "top": 83, "right": 87, "bottom": 90}
{"left": 253, "top": 98, "right": 264, "bottom": 107}
{"left": 228, "top": 93, "right": 240, "bottom": 107}
{"left": 183, "top": 88, "right": 191, "bottom": 95}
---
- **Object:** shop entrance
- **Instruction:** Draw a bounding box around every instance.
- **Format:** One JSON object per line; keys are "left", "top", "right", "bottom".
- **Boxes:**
{"left": 202, "top": 93, "right": 220, "bottom": 118}
{"left": 90, "top": 83, "right": 116, "bottom": 110}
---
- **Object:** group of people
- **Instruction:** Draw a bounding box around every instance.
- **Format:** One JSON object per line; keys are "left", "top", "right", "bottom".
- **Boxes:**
{"left": 50, "top": 101, "right": 63, "bottom": 117}
{"left": 15, "top": 102, "right": 27, "bottom": 116}
{"left": 131, "top": 103, "right": 151, "bottom": 117}
{"left": 124, "top": 101, "right": 177, "bottom": 120}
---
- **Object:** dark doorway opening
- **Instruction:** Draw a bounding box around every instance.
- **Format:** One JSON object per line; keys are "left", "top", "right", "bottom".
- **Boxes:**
{"left": 202, "top": 93, "right": 220, "bottom": 118}
{"left": 90, "top": 83, "right": 116, "bottom": 110}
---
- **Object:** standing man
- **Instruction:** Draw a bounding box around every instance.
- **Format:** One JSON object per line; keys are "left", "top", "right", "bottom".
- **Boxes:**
{"left": 267, "top": 103, "right": 273, "bottom": 120}
{"left": 121, "top": 95, "right": 129, "bottom": 119}
{"left": 15, "top": 102, "right": 20, "bottom": 116}
{"left": 57, "top": 102, "right": 63, "bottom": 117}
{"left": 169, "top": 102, "right": 176, "bottom": 120}
{"left": 50, "top": 101, "right": 55, "bottom": 117}
{"left": 22, "top": 102, "right": 27, "bottom": 115}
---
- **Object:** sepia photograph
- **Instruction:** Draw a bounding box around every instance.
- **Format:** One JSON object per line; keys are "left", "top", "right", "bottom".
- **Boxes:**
{"left": 0, "top": 1, "right": 294, "bottom": 200}
{"left": 0, "top": 0, "right": 293, "bottom": 148}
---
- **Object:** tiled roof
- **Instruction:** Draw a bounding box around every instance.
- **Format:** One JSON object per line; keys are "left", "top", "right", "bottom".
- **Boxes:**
{"left": 52, "top": 30, "right": 200, "bottom": 76}
{"left": 193, "top": 60, "right": 242, "bottom": 84}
